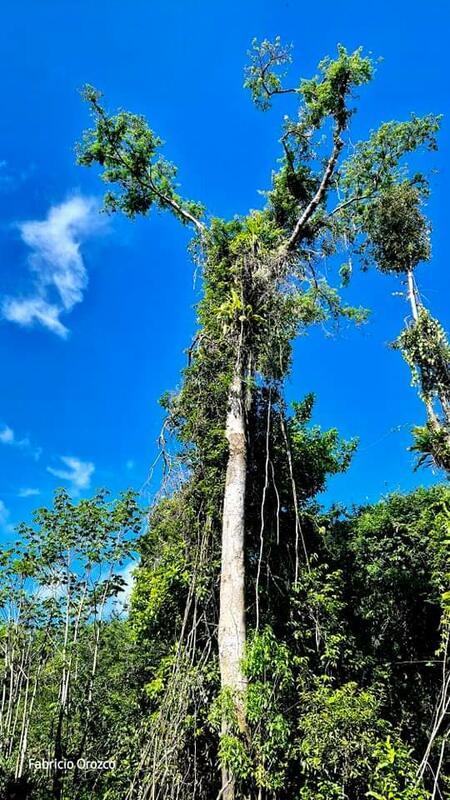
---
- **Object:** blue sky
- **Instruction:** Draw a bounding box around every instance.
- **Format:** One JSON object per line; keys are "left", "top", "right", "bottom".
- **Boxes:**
{"left": 0, "top": 0, "right": 449, "bottom": 539}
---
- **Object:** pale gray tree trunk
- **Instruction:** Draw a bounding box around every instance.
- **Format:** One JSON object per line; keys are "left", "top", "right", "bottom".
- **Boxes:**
{"left": 407, "top": 269, "right": 440, "bottom": 429}
{"left": 218, "top": 363, "right": 248, "bottom": 800}
{"left": 407, "top": 269, "right": 450, "bottom": 455}
{"left": 407, "top": 268, "right": 419, "bottom": 323}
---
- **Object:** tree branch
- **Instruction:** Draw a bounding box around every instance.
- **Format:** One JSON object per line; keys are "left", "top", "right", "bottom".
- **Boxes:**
{"left": 113, "top": 146, "right": 206, "bottom": 235}
{"left": 329, "top": 191, "right": 377, "bottom": 217}
{"left": 261, "top": 82, "right": 298, "bottom": 100}
{"left": 90, "top": 97, "right": 206, "bottom": 235}
{"left": 285, "top": 131, "right": 344, "bottom": 251}
{"left": 257, "top": 49, "right": 298, "bottom": 103}
{"left": 144, "top": 168, "right": 206, "bottom": 233}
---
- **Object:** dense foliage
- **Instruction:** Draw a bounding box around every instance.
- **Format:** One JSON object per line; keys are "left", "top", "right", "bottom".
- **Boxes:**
{"left": 3, "top": 481, "right": 450, "bottom": 798}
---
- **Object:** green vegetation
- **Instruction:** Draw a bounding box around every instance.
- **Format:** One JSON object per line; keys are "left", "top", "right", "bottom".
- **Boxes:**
{"left": 1, "top": 37, "right": 450, "bottom": 800}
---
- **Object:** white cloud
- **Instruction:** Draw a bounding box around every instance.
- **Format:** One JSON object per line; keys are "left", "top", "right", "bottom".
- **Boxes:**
{"left": 32, "top": 446, "right": 43, "bottom": 462}
{"left": 38, "top": 580, "right": 66, "bottom": 600}
{"left": 2, "top": 196, "right": 103, "bottom": 337}
{"left": 0, "top": 424, "right": 41, "bottom": 460}
{"left": 117, "top": 561, "right": 137, "bottom": 610}
{"left": 0, "top": 499, "right": 9, "bottom": 525}
{"left": 0, "top": 160, "right": 35, "bottom": 192}
{"left": 3, "top": 297, "right": 70, "bottom": 337}
{"left": 18, "top": 487, "right": 41, "bottom": 498}
{"left": 0, "top": 425, "right": 14, "bottom": 444}
{"left": 0, "top": 500, "right": 14, "bottom": 533}
{"left": 47, "top": 456, "right": 95, "bottom": 494}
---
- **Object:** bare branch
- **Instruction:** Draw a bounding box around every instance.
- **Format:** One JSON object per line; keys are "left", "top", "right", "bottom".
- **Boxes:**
{"left": 329, "top": 191, "right": 377, "bottom": 217}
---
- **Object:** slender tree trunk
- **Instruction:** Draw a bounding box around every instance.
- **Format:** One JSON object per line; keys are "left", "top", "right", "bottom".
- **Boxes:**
{"left": 407, "top": 269, "right": 437, "bottom": 428}
{"left": 72, "top": 584, "right": 108, "bottom": 788}
{"left": 53, "top": 556, "right": 73, "bottom": 800}
{"left": 407, "top": 268, "right": 450, "bottom": 467}
{"left": 407, "top": 268, "right": 419, "bottom": 322}
{"left": 218, "top": 359, "right": 248, "bottom": 800}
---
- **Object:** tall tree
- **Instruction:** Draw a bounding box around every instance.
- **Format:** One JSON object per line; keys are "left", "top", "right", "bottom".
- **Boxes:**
{"left": 77, "top": 39, "right": 439, "bottom": 799}
{"left": 353, "top": 175, "right": 450, "bottom": 790}
{"left": 355, "top": 179, "right": 450, "bottom": 473}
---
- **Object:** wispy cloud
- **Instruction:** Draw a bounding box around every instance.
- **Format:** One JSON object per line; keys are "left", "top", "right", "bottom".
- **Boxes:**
{"left": 47, "top": 456, "right": 95, "bottom": 494}
{"left": 0, "top": 424, "right": 41, "bottom": 460}
{"left": 18, "top": 487, "right": 41, "bottom": 498}
{"left": 117, "top": 561, "right": 137, "bottom": 610}
{"left": 0, "top": 160, "right": 36, "bottom": 193}
{"left": 2, "top": 196, "right": 104, "bottom": 337}
{"left": 3, "top": 297, "right": 70, "bottom": 337}
{"left": 38, "top": 580, "right": 66, "bottom": 600}
{"left": 0, "top": 500, "right": 9, "bottom": 525}
{"left": 0, "top": 425, "right": 14, "bottom": 444}
{"left": 0, "top": 500, "right": 14, "bottom": 533}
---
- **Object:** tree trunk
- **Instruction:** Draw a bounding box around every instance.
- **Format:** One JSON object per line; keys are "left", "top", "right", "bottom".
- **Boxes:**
{"left": 218, "top": 363, "right": 248, "bottom": 800}
{"left": 407, "top": 268, "right": 419, "bottom": 323}
{"left": 407, "top": 269, "right": 450, "bottom": 467}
